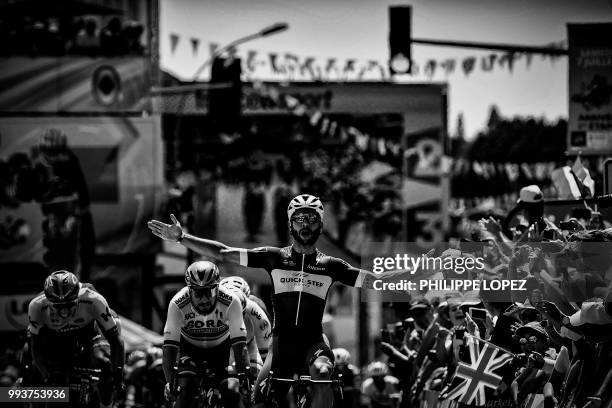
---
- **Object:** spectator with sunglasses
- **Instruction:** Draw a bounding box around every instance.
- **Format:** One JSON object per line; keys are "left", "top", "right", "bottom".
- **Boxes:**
{"left": 510, "top": 321, "right": 557, "bottom": 405}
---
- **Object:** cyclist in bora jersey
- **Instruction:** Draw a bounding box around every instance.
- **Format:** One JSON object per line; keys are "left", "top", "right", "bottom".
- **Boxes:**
{"left": 27, "top": 270, "right": 125, "bottom": 408}
{"left": 149, "top": 194, "right": 384, "bottom": 408}
{"left": 220, "top": 276, "right": 272, "bottom": 381}
{"left": 163, "top": 261, "right": 250, "bottom": 407}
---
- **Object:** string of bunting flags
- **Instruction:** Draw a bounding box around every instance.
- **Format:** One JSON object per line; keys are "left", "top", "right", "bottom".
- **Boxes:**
{"left": 168, "top": 33, "right": 567, "bottom": 80}
{"left": 253, "top": 80, "right": 562, "bottom": 185}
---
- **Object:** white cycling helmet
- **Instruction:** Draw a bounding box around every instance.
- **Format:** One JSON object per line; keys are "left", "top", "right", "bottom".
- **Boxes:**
{"left": 185, "top": 261, "right": 220, "bottom": 288}
{"left": 287, "top": 194, "right": 324, "bottom": 220}
{"left": 333, "top": 348, "right": 351, "bottom": 365}
{"left": 220, "top": 276, "right": 251, "bottom": 297}
{"left": 220, "top": 282, "right": 247, "bottom": 311}
{"left": 367, "top": 361, "right": 389, "bottom": 377}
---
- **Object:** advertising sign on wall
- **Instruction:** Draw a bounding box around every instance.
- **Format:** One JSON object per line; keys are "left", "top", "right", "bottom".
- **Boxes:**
{"left": 567, "top": 23, "right": 612, "bottom": 154}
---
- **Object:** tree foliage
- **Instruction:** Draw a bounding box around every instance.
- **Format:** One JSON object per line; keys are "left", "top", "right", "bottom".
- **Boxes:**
{"left": 467, "top": 105, "right": 567, "bottom": 163}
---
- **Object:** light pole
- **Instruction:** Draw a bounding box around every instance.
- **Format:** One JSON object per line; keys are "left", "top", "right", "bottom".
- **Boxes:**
{"left": 151, "top": 22, "right": 289, "bottom": 95}
{"left": 191, "top": 22, "right": 289, "bottom": 81}
{"left": 156, "top": 22, "right": 289, "bottom": 173}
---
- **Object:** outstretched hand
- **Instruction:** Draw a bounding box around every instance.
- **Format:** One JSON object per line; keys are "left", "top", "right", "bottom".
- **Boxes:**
{"left": 480, "top": 216, "right": 502, "bottom": 236}
{"left": 535, "top": 301, "right": 566, "bottom": 323}
{"left": 147, "top": 214, "right": 183, "bottom": 242}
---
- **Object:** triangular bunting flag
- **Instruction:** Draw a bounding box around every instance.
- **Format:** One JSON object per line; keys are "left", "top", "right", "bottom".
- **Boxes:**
{"left": 424, "top": 59, "right": 437, "bottom": 78}
{"left": 325, "top": 58, "right": 338, "bottom": 77}
{"left": 379, "top": 65, "right": 388, "bottom": 80}
{"left": 343, "top": 59, "right": 356, "bottom": 74}
{"left": 505, "top": 163, "right": 520, "bottom": 182}
{"left": 320, "top": 117, "right": 330, "bottom": 134}
{"left": 441, "top": 58, "right": 456, "bottom": 75}
{"left": 190, "top": 37, "right": 199, "bottom": 56}
{"left": 520, "top": 163, "right": 534, "bottom": 180}
{"left": 525, "top": 53, "right": 533, "bottom": 68}
{"left": 310, "top": 111, "right": 322, "bottom": 127}
{"left": 170, "top": 33, "right": 180, "bottom": 54}
{"left": 378, "top": 138, "right": 387, "bottom": 156}
{"left": 246, "top": 50, "right": 258, "bottom": 72}
{"left": 462, "top": 57, "right": 476, "bottom": 76}
{"left": 498, "top": 52, "right": 516, "bottom": 73}
{"left": 269, "top": 53, "right": 280, "bottom": 74}
{"left": 209, "top": 42, "right": 219, "bottom": 59}
{"left": 301, "top": 57, "right": 315, "bottom": 79}
{"left": 481, "top": 54, "right": 497, "bottom": 72}
{"left": 285, "top": 53, "right": 299, "bottom": 77}
{"left": 328, "top": 121, "right": 338, "bottom": 137}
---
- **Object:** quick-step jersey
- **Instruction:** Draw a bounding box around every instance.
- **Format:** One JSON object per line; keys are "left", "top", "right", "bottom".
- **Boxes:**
{"left": 234, "top": 246, "right": 367, "bottom": 338}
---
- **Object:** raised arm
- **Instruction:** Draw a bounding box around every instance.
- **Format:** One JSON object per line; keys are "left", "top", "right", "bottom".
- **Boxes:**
{"left": 148, "top": 214, "right": 241, "bottom": 264}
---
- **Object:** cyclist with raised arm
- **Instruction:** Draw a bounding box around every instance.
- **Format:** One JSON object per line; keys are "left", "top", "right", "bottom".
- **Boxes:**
{"left": 27, "top": 270, "right": 124, "bottom": 408}
{"left": 162, "top": 261, "right": 250, "bottom": 408}
{"left": 149, "top": 194, "right": 383, "bottom": 408}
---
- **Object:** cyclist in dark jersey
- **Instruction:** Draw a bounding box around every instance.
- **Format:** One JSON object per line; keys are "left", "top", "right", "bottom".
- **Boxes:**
{"left": 148, "top": 194, "right": 375, "bottom": 408}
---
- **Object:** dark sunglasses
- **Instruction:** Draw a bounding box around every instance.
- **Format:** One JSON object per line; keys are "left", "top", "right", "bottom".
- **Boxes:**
{"left": 291, "top": 214, "right": 321, "bottom": 224}
{"left": 51, "top": 301, "right": 78, "bottom": 313}
{"left": 190, "top": 286, "right": 217, "bottom": 298}
{"left": 519, "top": 335, "right": 539, "bottom": 345}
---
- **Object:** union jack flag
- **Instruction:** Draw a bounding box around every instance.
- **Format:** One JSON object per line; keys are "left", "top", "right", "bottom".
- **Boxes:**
{"left": 440, "top": 335, "right": 513, "bottom": 406}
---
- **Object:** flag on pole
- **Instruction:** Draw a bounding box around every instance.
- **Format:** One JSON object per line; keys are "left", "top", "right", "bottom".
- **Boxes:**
{"left": 551, "top": 166, "right": 584, "bottom": 199}
{"left": 572, "top": 156, "right": 595, "bottom": 197}
{"left": 440, "top": 335, "right": 513, "bottom": 406}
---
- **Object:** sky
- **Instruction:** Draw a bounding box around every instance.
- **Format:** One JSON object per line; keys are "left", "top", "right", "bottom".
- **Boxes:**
{"left": 159, "top": 0, "right": 612, "bottom": 139}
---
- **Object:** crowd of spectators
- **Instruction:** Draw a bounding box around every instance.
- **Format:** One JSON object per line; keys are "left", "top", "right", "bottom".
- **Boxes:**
{"left": 298, "top": 146, "right": 403, "bottom": 248}
{"left": 0, "top": 16, "right": 145, "bottom": 56}
{"left": 362, "top": 184, "right": 612, "bottom": 408}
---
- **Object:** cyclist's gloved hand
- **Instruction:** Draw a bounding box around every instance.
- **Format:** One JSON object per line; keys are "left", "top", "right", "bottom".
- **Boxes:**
{"left": 164, "top": 382, "right": 173, "bottom": 401}
{"left": 238, "top": 373, "right": 251, "bottom": 399}
{"left": 113, "top": 367, "right": 125, "bottom": 392}
{"left": 249, "top": 366, "right": 259, "bottom": 385}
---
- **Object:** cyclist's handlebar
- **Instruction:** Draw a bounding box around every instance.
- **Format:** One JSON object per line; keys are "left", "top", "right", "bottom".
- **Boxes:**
{"left": 268, "top": 375, "right": 342, "bottom": 385}
{"left": 72, "top": 367, "right": 102, "bottom": 376}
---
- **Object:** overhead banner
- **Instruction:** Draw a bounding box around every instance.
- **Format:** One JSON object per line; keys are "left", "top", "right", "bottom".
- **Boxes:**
{"left": 162, "top": 81, "right": 445, "bottom": 117}
{"left": 567, "top": 23, "right": 612, "bottom": 154}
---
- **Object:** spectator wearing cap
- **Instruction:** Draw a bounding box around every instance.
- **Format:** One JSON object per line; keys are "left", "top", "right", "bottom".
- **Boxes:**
{"left": 515, "top": 322, "right": 554, "bottom": 359}
{"left": 541, "top": 288, "right": 612, "bottom": 328}
{"left": 502, "top": 185, "right": 546, "bottom": 241}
